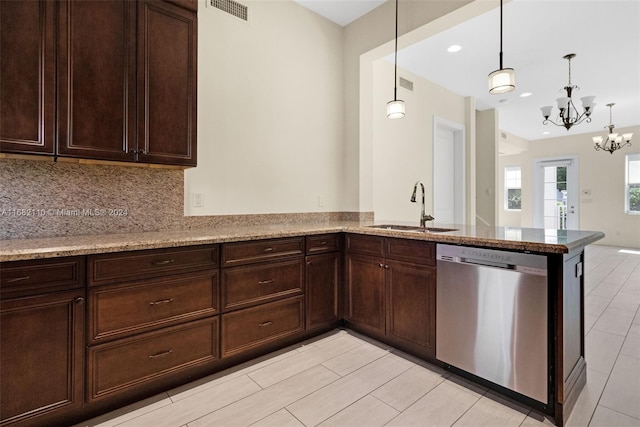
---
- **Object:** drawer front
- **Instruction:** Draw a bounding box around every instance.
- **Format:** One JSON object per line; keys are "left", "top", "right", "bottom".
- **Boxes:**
{"left": 88, "top": 317, "right": 219, "bottom": 402}
{"left": 222, "top": 259, "right": 303, "bottom": 311}
{"left": 221, "top": 237, "right": 304, "bottom": 267}
{"left": 0, "top": 257, "right": 85, "bottom": 299}
{"left": 346, "top": 234, "right": 385, "bottom": 257}
{"left": 221, "top": 296, "right": 304, "bottom": 358}
{"left": 88, "top": 245, "right": 219, "bottom": 286}
{"left": 89, "top": 271, "right": 219, "bottom": 343}
{"left": 386, "top": 238, "right": 435, "bottom": 266}
{"left": 306, "top": 234, "right": 340, "bottom": 254}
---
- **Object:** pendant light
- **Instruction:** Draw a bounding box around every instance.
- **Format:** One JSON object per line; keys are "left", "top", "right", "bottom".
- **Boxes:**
{"left": 488, "top": 0, "right": 515, "bottom": 94}
{"left": 386, "top": 0, "right": 405, "bottom": 119}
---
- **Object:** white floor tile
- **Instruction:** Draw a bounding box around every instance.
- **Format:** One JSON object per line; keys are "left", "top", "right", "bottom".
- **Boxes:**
{"left": 321, "top": 342, "right": 388, "bottom": 376}
{"left": 585, "top": 294, "right": 612, "bottom": 318}
{"left": 452, "top": 392, "right": 528, "bottom": 426}
{"left": 585, "top": 329, "right": 625, "bottom": 374}
{"left": 565, "top": 369, "right": 609, "bottom": 427}
{"left": 249, "top": 409, "right": 304, "bottom": 427}
{"left": 317, "top": 395, "right": 399, "bottom": 427}
{"left": 286, "top": 355, "right": 409, "bottom": 426}
{"left": 592, "top": 308, "right": 635, "bottom": 336}
{"left": 599, "top": 354, "right": 640, "bottom": 419}
{"left": 75, "top": 393, "right": 172, "bottom": 427}
{"left": 372, "top": 364, "right": 446, "bottom": 411}
{"left": 520, "top": 412, "right": 556, "bottom": 426}
{"left": 118, "top": 375, "right": 261, "bottom": 427}
{"left": 585, "top": 314, "right": 599, "bottom": 334}
{"left": 589, "top": 405, "right": 640, "bottom": 427}
{"left": 189, "top": 365, "right": 340, "bottom": 427}
{"left": 385, "top": 381, "right": 479, "bottom": 427}
{"left": 621, "top": 323, "right": 640, "bottom": 358}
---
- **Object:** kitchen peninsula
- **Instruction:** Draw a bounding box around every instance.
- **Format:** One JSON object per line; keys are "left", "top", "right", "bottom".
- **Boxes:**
{"left": 0, "top": 221, "right": 603, "bottom": 427}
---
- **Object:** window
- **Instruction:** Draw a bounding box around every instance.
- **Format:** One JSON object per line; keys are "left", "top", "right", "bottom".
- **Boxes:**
{"left": 626, "top": 153, "right": 640, "bottom": 214}
{"left": 505, "top": 166, "right": 521, "bottom": 211}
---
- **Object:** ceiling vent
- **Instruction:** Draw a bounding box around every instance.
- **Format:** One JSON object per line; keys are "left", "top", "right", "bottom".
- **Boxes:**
{"left": 399, "top": 77, "right": 413, "bottom": 92}
{"left": 211, "top": 0, "right": 248, "bottom": 21}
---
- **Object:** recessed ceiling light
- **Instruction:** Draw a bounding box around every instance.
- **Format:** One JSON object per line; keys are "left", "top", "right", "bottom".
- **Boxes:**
{"left": 543, "top": 131, "right": 550, "bottom": 135}
{"left": 447, "top": 45, "right": 462, "bottom": 53}
{"left": 520, "top": 92, "right": 533, "bottom": 97}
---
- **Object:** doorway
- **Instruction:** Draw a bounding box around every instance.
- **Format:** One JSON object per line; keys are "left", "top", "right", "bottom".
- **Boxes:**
{"left": 433, "top": 116, "right": 465, "bottom": 225}
{"left": 533, "top": 157, "right": 579, "bottom": 230}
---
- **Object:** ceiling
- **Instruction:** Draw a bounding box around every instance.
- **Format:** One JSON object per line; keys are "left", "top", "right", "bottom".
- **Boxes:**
{"left": 296, "top": 0, "right": 640, "bottom": 143}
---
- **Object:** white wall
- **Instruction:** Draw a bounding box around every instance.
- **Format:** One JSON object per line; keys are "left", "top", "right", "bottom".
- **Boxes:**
{"left": 476, "top": 109, "right": 498, "bottom": 226}
{"left": 371, "top": 60, "right": 467, "bottom": 223}
{"left": 498, "top": 125, "right": 640, "bottom": 248}
{"left": 185, "top": 0, "right": 344, "bottom": 215}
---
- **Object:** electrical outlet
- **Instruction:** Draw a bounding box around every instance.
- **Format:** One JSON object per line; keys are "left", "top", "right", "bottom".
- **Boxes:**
{"left": 192, "top": 192, "right": 204, "bottom": 208}
{"left": 318, "top": 196, "right": 325, "bottom": 207}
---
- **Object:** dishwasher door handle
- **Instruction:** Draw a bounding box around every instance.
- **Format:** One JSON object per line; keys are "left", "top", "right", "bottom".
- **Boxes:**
{"left": 459, "top": 257, "right": 515, "bottom": 270}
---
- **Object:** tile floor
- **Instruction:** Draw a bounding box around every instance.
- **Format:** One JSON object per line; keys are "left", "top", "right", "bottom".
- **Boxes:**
{"left": 77, "top": 245, "right": 640, "bottom": 427}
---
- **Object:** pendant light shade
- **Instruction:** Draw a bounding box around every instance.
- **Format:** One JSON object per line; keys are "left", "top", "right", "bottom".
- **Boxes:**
{"left": 387, "top": 99, "right": 405, "bottom": 119}
{"left": 488, "top": 67, "right": 515, "bottom": 94}
{"left": 488, "top": 0, "right": 515, "bottom": 94}
{"left": 387, "top": 0, "right": 404, "bottom": 119}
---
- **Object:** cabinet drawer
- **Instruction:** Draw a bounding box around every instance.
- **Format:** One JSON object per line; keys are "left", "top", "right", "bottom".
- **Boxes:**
{"left": 221, "top": 238, "right": 304, "bottom": 267}
{"left": 0, "top": 256, "right": 85, "bottom": 299}
{"left": 221, "top": 296, "right": 304, "bottom": 358}
{"left": 306, "top": 234, "right": 340, "bottom": 254}
{"left": 386, "top": 238, "right": 435, "bottom": 266}
{"left": 89, "top": 271, "right": 219, "bottom": 343}
{"left": 346, "top": 234, "right": 385, "bottom": 257}
{"left": 88, "top": 317, "right": 219, "bottom": 403}
{"left": 88, "top": 245, "right": 218, "bottom": 286}
{"left": 222, "top": 259, "right": 303, "bottom": 311}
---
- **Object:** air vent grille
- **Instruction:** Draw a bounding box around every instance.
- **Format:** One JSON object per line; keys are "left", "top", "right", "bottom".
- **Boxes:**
{"left": 211, "top": 0, "right": 248, "bottom": 21}
{"left": 399, "top": 77, "right": 413, "bottom": 92}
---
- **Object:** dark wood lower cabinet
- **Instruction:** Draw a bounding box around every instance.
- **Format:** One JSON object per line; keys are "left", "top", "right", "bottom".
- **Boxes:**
{"left": 385, "top": 259, "right": 436, "bottom": 359}
{"left": 0, "top": 289, "right": 85, "bottom": 426}
{"left": 306, "top": 252, "right": 340, "bottom": 331}
{"left": 345, "top": 252, "right": 386, "bottom": 337}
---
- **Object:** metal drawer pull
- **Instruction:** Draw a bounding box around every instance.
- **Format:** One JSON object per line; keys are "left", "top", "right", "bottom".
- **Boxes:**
{"left": 258, "top": 279, "right": 274, "bottom": 285}
{"left": 149, "top": 350, "right": 173, "bottom": 359}
{"left": 151, "top": 259, "right": 175, "bottom": 266}
{"left": 263, "top": 247, "right": 274, "bottom": 252}
{"left": 258, "top": 321, "right": 273, "bottom": 327}
{"left": 320, "top": 241, "right": 328, "bottom": 245}
{"left": 6, "top": 276, "right": 30, "bottom": 283}
{"left": 149, "top": 298, "right": 174, "bottom": 306}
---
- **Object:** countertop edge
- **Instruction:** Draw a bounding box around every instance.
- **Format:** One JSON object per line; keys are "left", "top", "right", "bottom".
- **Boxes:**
{"left": 0, "top": 225, "right": 606, "bottom": 262}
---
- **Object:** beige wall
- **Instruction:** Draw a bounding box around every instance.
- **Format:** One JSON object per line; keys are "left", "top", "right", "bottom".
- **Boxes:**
{"left": 476, "top": 109, "right": 498, "bottom": 226}
{"left": 498, "top": 125, "right": 640, "bottom": 248}
{"left": 371, "top": 60, "right": 467, "bottom": 223}
{"left": 185, "top": 0, "right": 345, "bottom": 215}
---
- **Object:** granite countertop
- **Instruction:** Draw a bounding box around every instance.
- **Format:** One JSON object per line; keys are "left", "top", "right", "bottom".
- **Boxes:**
{"left": 0, "top": 221, "right": 605, "bottom": 262}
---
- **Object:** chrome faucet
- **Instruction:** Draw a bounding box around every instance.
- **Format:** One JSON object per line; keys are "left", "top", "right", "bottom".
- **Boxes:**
{"left": 410, "top": 181, "right": 435, "bottom": 227}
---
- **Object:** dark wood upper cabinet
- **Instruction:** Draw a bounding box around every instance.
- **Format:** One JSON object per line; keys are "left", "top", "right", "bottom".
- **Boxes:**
{"left": 3, "top": 0, "right": 197, "bottom": 166}
{"left": 137, "top": 0, "right": 197, "bottom": 166}
{"left": 57, "top": 0, "right": 137, "bottom": 161}
{"left": 0, "top": 0, "right": 56, "bottom": 154}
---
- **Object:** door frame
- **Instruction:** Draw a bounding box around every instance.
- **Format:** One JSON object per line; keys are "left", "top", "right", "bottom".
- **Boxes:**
{"left": 532, "top": 155, "right": 579, "bottom": 229}
{"left": 432, "top": 116, "right": 466, "bottom": 225}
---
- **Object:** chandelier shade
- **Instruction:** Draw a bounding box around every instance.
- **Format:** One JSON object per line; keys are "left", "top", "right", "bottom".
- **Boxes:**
{"left": 387, "top": 99, "right": 405, "bottom": 119}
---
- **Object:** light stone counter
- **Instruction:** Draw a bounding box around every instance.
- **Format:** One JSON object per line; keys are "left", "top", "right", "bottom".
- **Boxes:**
{"left": 0, "top": 221, "right": 605, "bottom": 262}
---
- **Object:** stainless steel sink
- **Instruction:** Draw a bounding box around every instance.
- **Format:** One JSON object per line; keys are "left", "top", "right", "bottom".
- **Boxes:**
{"left": 367, "top": 224, "right": 459, "bottom": 233}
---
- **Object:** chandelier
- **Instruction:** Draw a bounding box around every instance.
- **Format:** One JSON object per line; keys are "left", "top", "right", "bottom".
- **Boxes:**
{"left": 540, "top": 54, "right": 595, "bottom": 130}
{"left": 592, "top": 103, "right": 633, "bottom": 154}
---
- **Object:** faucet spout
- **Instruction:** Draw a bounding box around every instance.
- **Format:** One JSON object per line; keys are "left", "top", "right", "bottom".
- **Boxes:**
{"left": 410, "top": 181, "right": 434, "bottom": 227}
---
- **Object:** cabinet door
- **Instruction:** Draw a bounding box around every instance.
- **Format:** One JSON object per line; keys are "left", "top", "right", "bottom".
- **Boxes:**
{"left": 57, "top": 0, "right": 136, "bottom": 161}
{"left": 385, "top": 260, "right": 436, "bottom": 359}
{"left": 306, "top": 252, "right": 340, "bottom": 331}
{"left": 0, "top": 290, "right": 85, "bottom": 426}
{"left": 137, "top": 0, "right": 197, "bottom": 166}
{"left": 0, "top": 0, "right": 55, "bottom": 154}
{"left": 345, "top": 253, "right": 385, "bottom": 337}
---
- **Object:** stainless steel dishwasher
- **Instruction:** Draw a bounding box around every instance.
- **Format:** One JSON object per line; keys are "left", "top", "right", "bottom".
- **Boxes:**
{"left": 436, "top": 244, "right": 548, "bottom": 404}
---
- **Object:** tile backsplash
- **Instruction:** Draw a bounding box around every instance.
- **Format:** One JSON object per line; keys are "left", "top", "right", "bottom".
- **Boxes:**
{"left": 0, "top": 159, "right": 184, "bottom": 239}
